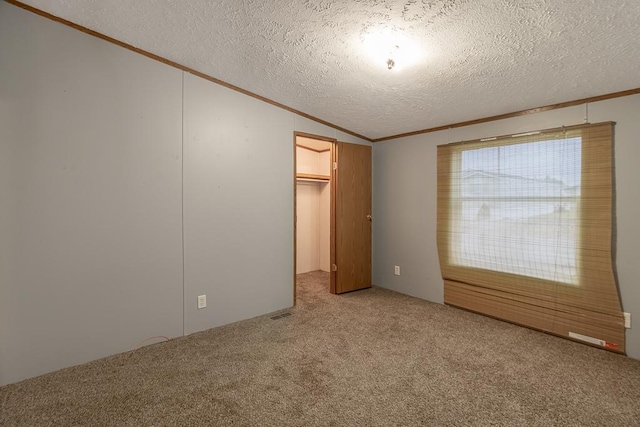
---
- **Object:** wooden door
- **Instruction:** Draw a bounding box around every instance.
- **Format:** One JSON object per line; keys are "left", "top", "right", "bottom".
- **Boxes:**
{"left": 331, "top": 142, "right": 372, "bottom": 294}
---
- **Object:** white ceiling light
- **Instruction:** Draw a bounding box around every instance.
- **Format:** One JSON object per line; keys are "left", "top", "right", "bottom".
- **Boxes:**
{"left": 360, "top": 29, "right": 424, "bottom": 72}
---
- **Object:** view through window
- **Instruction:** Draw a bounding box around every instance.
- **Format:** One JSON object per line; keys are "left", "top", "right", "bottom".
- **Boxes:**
{"left": 451, "top": 137, "right": 582, "bottom": 284}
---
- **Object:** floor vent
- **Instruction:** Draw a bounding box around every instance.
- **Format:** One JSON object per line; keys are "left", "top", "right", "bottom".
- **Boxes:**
{"left": 270, "top": 312, "right": 292, "bottom": 320}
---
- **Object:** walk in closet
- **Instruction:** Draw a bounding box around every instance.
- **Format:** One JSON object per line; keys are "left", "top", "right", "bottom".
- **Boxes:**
{"left": 296, "top": 137, "right": 332, "bottom": 274}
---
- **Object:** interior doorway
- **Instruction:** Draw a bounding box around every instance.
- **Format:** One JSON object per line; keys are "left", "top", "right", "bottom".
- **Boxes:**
{"left": 294, "top": 132, "right": 373, "bottom": 304}
{"left": 294, "top": 133, "right": 335, "bottom": 302}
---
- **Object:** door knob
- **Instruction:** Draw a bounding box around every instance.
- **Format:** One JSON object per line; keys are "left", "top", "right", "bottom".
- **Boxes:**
{"left": 366, "top": 214, "right": 372, "bottom": 221}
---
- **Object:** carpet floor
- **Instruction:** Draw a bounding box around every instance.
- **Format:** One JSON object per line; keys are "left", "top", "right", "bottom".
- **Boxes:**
{"left": 1, "top": 271, "right": 639, "bottom": 426}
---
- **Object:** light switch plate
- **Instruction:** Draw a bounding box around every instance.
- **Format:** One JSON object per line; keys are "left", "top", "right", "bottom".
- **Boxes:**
{"left": 624, "top": 312, "right": 631, "bottom": 329}
{"left": 198, "top": 295, "right": 207, "bottom": 309}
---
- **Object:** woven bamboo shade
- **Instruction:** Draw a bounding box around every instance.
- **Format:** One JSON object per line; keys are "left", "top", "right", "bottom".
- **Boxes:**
{"left": 437, "top": 122, "right": 625, "bottom": 353}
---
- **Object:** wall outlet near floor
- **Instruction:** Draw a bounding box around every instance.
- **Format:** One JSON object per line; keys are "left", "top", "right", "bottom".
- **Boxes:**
{"left": 197, "top": 295, "right": 207, "bottom": 309}
{"left": 624, "top": 312, "right": 631, "bottom": 329}
{"left": 394, "top": 265, "right": 400, "bottom": 276}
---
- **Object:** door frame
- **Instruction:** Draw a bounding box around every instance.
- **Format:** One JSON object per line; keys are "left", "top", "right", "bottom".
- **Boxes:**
{"left": 293, "top": 132, "right": 337, "bottom": 305}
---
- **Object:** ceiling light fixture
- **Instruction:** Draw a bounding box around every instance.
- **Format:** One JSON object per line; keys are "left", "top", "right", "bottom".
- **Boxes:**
{"left": 387, "top": 58, "right": 395, "bottom": 70}
{"left": 386, "top": 44, "right": 399, "bottom": 70}
{"left": 360, "top": 30, "right": 424, "bottom": 72}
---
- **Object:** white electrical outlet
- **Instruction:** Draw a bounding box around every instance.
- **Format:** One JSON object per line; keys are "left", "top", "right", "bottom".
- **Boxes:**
{"left": 197, "top": 295, "right": 207, "bottom": 309}
{"left": 394, "top": 266, "right": 400, "bottom": 276}
{"left": 624, "top": 312, "right": 631, "bottom": 329}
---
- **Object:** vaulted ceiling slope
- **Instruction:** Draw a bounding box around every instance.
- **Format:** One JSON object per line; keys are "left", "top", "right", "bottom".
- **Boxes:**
{"left": 13, "top": 0, "right": 640, "bottom": 140}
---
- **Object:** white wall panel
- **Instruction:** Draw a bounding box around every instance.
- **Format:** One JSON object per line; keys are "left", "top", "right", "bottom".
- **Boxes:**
{"left": 296, "top": 182, "right": 321, "bottom": 273}
{"left": 296, "top": 180, "right": 331, "bottom": 274}
{"left": 296, "top": 146, "right": 320, "bottom": 175}
{"left": 296, "top": 147, "right": 331, "bottom": 274}
{"left": 319, "top": 182, "right": 331, "bottom": 272}
{"left": 319, "top": 151, "right": 332, "bottom": 176}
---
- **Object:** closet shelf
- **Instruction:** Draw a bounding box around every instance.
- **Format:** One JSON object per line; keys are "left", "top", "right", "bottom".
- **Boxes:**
{"left": 296, "top": 173, "right": 330, "bottom": 182}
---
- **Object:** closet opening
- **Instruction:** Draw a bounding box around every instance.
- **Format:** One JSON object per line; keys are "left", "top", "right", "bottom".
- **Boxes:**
{"left": 294, "top": 132, "right": 336, "bottom": 304}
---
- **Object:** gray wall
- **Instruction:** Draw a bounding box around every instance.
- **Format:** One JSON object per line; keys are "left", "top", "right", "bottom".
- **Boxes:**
{"left": 0, "top": 2, "right": 369, "bottom": 386}
{"left": 0, "top": 3, "right": 184, "bottom": 386}
{"left": 373, "top": 97, "right": 640, "bottom": 360}
{"left": 182, "top": 74, "right": 294, "bottom": 334}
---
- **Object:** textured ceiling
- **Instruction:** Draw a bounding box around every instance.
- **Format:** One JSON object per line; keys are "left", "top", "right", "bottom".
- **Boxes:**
{"left": 15, "top": 0, "right": 640, "bottom": 140}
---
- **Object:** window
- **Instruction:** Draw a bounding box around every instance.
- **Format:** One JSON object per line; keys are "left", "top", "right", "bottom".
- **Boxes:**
{"left": 437, "top": 122, "right": 625, "bottom": 352}
{"left": 452, "top": 137, "right": 581, "bottom": 284}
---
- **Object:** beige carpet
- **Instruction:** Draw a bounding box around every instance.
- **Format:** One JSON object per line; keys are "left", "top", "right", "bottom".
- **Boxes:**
{"left": 1, "top": 271, "right": 639, "bottom": 426}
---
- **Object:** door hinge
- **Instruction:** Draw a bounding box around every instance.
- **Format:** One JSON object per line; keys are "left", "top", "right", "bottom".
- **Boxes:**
{"left": 331, "top": 264, "right": 338, "bottom": 271}
{"left": 333, "top": 162, "right": 337, "bottom": 170}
